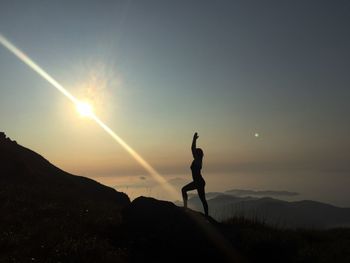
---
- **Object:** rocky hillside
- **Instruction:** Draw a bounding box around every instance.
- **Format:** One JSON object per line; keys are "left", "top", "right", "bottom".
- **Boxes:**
{"left": 0, "top": 133, "right": 130, "bottom": 262}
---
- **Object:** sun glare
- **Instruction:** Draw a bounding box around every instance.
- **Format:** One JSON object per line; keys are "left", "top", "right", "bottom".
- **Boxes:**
{"left": 0, "top": 33, "right": 179, "bottom": 200}
{"left": 76, "top": 101, "right": 94, "bottom": 117}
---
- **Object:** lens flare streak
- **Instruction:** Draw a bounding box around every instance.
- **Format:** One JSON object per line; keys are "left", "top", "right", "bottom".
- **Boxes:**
{"left": 0, "top": 35, "right": 78, "bottom": 104}
{"left": 91, "top": 114, "right": 177, "bottom": 196}
{"left": 0, "top": 33, "right": 178, "bottom": 199}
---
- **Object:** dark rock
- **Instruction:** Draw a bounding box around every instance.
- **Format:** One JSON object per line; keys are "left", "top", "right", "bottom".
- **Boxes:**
{"left": 122, "top": 196, "right": 240, "bottom": 263}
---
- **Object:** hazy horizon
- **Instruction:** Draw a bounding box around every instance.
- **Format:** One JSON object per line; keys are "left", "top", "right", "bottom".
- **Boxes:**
{"left": 1, "top": 1, "right": 349, "bottom": 206}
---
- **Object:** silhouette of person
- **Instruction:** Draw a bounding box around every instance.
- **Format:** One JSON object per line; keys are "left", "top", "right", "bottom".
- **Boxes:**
{"left": 182, "top": 132, "right": 208, "bottom": 217}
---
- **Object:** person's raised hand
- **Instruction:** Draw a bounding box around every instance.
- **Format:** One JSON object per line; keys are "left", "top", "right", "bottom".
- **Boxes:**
{"left": 193, "top": 132, "right": 199, "bottom": 140}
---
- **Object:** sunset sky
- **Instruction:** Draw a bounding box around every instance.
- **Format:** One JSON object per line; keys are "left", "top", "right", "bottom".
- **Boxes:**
{"left": 1, "top": 1, "right": 349, "bottom": 205}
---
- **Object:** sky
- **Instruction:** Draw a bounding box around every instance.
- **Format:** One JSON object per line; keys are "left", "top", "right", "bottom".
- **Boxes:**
{"left": 0, "top": 0, "right": 349, "bottom": 205}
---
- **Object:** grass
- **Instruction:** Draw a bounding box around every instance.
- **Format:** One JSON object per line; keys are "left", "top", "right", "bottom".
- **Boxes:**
{"left": 0, "top": 183, "right": 128, "bottom": 263}
{"left": 222, "top": 216, "right": 350, "bottom": 263}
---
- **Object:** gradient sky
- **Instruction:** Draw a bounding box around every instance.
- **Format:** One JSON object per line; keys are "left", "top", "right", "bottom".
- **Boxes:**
{"left": 1, "top": 0, "right": 349, "bottom": 205}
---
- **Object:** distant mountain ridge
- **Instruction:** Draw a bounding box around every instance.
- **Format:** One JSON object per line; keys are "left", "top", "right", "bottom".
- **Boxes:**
{"left": 185, "top": 193, "right": 350, "bottom": 228}
{"left": 225, "top": 189, "right": 299, "bottom": 197}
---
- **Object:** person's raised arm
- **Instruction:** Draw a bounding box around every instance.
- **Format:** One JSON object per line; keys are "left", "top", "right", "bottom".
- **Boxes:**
{"left": 191, "top": 132, "right": 199, "bottom": 158}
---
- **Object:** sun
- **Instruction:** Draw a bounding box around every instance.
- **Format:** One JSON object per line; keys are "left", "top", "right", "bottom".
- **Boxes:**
{"left": 76, "top": 101, "right": 94, "bottom": 117}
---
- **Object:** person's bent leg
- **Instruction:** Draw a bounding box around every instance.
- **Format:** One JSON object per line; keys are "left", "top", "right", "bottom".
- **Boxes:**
{"left": 182, "top": 182, "right": 196, "bottom": 208}
{"left": 197, "top": 186, "right": 209, "bottom": 217}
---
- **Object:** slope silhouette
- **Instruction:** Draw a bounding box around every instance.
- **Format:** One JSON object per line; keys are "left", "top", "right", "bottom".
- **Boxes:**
{"left": 0, "top": 132, "right": 129, "bottom": 205}
{"left": 0, "top": 133, "right": 130, "bottom": 262}
{"left": 1, "top": 132, "right": 350, "bottom": 263}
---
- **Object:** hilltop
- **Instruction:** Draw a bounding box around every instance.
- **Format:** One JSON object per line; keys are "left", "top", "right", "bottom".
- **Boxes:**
{"left": 0, "top": 132, "right": 129, "bottom": 262}
{"left": 1, "top": 132, "right": 350, "bottom": 263}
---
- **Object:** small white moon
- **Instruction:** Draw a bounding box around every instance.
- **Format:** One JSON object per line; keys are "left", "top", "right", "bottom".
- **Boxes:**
{"left": 254, "top": 133, "right": 259, "bottom": 138}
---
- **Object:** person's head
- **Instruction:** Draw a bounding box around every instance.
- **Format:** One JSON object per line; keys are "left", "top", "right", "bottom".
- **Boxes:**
{"left": 196, "top": 148, "right": 204, "bottom": 158}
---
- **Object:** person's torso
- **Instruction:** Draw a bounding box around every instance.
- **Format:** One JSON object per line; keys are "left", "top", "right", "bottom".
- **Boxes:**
{"left": 191, "top": 159, "right": 203, "bottom": 181}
